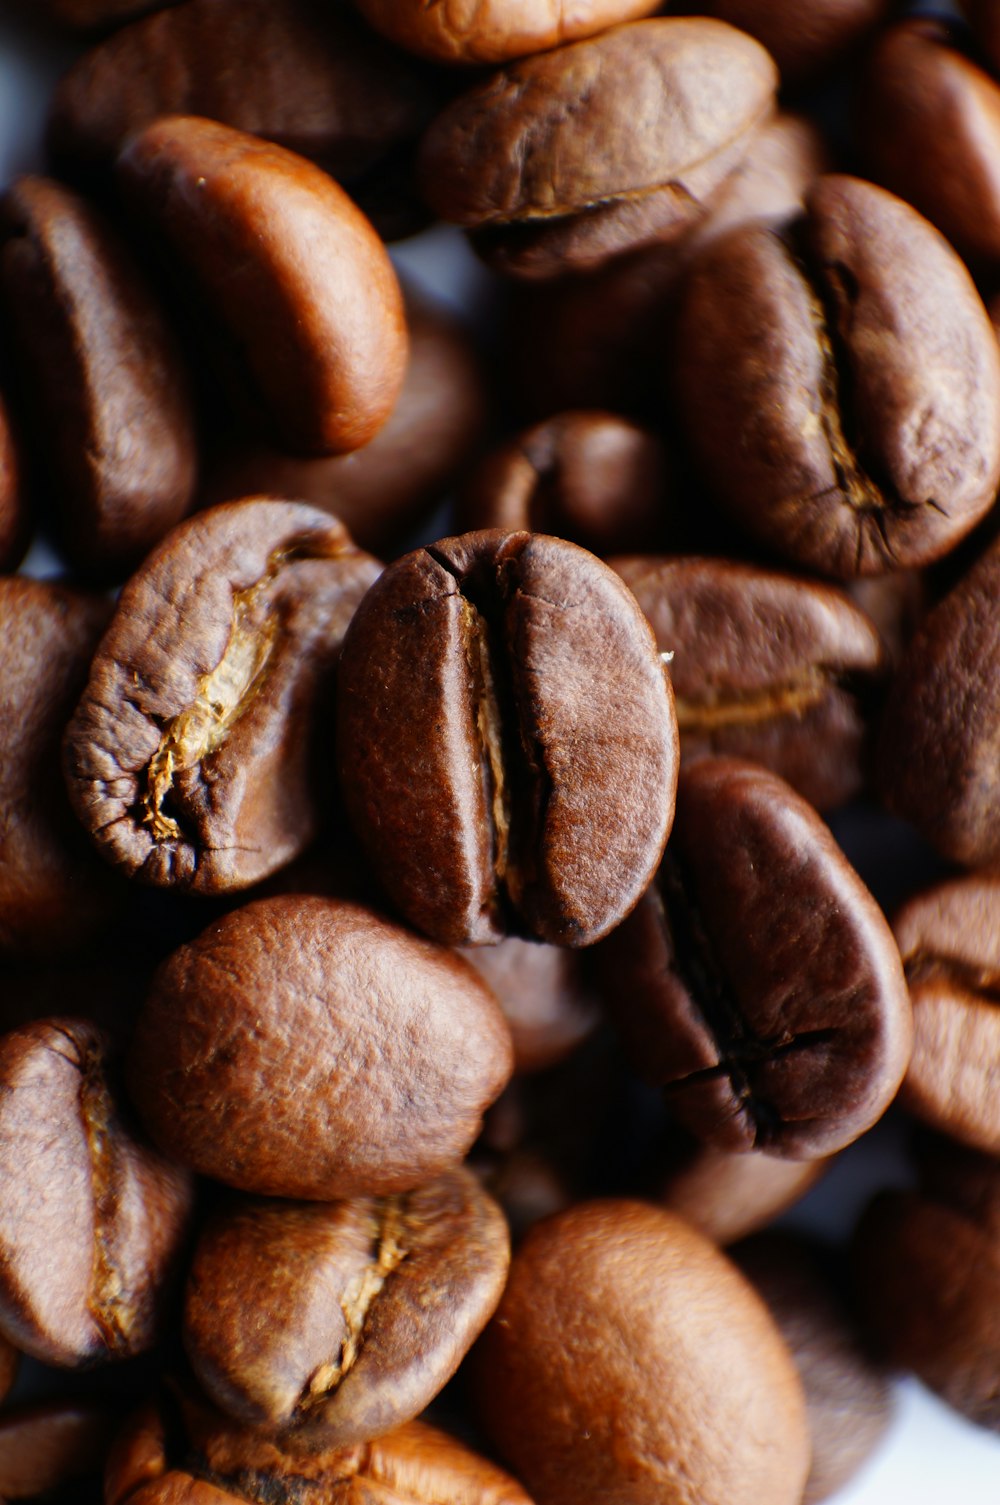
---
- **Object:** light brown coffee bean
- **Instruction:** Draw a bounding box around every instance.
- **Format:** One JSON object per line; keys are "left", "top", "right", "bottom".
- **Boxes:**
{"left": 353, "top": 0, "right": 660, "bottom": 64}
{"left": 658, "top": 1139, "right": 829, "bottom": 1246}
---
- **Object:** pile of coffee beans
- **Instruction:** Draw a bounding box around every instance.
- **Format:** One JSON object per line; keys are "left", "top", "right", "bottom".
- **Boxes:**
{"left": 2, "top": 0, "right": 1000, "bottom": 1499}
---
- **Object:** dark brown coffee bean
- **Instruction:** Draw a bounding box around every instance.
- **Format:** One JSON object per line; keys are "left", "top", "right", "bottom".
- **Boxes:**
{"left": 202, "top": 288, "right": 488, "bottom": 556}
{"left": 116, "top": 116, "right": 408, "bottom": 456}
{"left": 0, "top": 1403, "right": 116, "bottom": 1499}
{"left": 63, "top": 499, "right": 379, "bottom": 893}
{"left": 861, "top": 19, "right": 1000, "bottom": 271}
{"left": 658, "top": 1138, "right": 829, "bottom": 1246}
{"left": 128, "top": 896, "right": 514, "bottom": 1198}
{"left": 0, "top": 394, "right": 27, "bottom": 572}
{"left": 0, "top": 1018, "right": 193, "bottom": 1366}
{"left": 106, "top": 1401, "right": 532, "bottom": 1505}
{"left": 458, "top": 935, "right": 600, "bottom": 1073}
{"left": 353, "top": 0, "right": 659, "bottom": 64}
{"left": 854, "top": 1135, "right": 1000, "bottom": 1432}
{"left": 184, "top": 1169, "right": 509, "bottom": 1449}
{"left": 844, "top": 569, "right": 926, "bottom": 669}
{"left": 48, "top": 0, "right": 440, "bottom": 223}
{"left": 893, "top": 874, "right": 1000, "bottom": 1154}
{"left": 734, "top": 1233, "right": 893, "bottom": 1505}
{"left": 678, "top": 0, "right": 890, "bottom": 83}
{"left": 506, "top": 110, "right": 826, "bottom": 419}
{"left": 476, "top": 1200, "right": 810, "bottom": 1505}
{"left": 876, "top": 541, "right": 1000, "bottom": 866}
{"left": 0, "top": 175, "right": 197, "bottom": 579}
{"left": 418, "top": 18, "right": 777, "bottom": 279}
{"left": 0, "top": 578, "right": 125, "bottom": 957}
{"left": 460, "top": 413, "right": 670, "bottom": 557}
{"left": 611, "top": 555, "right": 886, "bottom": 810}
{"left": 676, "top": 174, "right": 1000, "bottom": 577}
{"left": 597, "top": 757, "right": 912, "bottom": 1157}
{"left": 337, "top": 529, "right": 678, "bottom": 947}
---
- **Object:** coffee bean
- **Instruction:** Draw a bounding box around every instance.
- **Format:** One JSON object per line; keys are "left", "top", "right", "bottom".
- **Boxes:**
{"left": 0, "top": 175, "right": 197, "bottom": 578}
{"left": 597, "top": 756, "right": 912, "bottom": 1156}
{"left": 612, "top": 555, "right": 886, "bottom": 810}
{"left": 893, "top": 873, "right": 1000, "bottom": 1155}
{"left": 418, "top": 18, "right": 777, "bottom": 278}
{"left": 353, "top": 0, "right": 660, "bottom": 65}
{"left": 676, "top": 174, "right": 1000, "bottom": 577}
{"left": 127, "top": 896, "right": 514, "bottom": 1198}
{"left": 116, "top": 116, "right": 408, "bottom": 455}
{"left": 0, "top": 577, "right": 125, "bottom": 957}
{"left": 0, "top": 1402, "right": 115, "bottom": 1500}
{"left": 0, "top": 1018, "right": 193, "bottom": 1366}
{"left": 476, "top": 1199, "right": 810, "bottom": 1505}
{"left": 457, "top": 934, "right": 600, "bottom": 1073}
{"left": 63, "top": 499, "right": 380, "bottom": 893}
{"left": 184, "top": 1168, "right": 509, "bottom": 1449}
{"left": 679, "top": 0, "right": 891, "bottom": 82}
{"left": 658, "top": 1137, "right": 829, "bottom": 1246}
{"left": 337, "top": 529, "right": 678, "bottom": 946}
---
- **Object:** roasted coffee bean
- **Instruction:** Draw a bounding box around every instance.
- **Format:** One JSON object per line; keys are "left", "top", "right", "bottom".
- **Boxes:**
{"left": 611, "top": 555, "right": 886, "bottom": 810}
{"left": 419, "top": 18, "right": 777, "bottom": 279}
{"left": 676, "top": 174, "right": 1000, "bottom": 577}
{"left": 506, "top": 110, "right": 826, "bottom": 418}
{"left": 0, "top": 393, "right": 27, "bottom": 572}
{"left": 117, "top": 116, "right": 407, "bottom": 455}
{"left": 49, "top": 0, "right": 440, "bottom": 227}
{"left": 877, "top": 541, "right": 1000, "bottom": 866}
{"left": 0, "top": 175, "right": 197, "bottom": 578}
{"left": 597, "top": 757, "right": 912, "bottom": 1157}
{"left": 203, "top": 288, "right": 487, "bottom": 557}
{"left": 106, "top": 1401, "right": 532, "bottom": 1505}
{"left": 353, "top": 0, "right": 659, "bottom": 64}
{"left": 0, "top": 1403, "right": 115, "bottom": 1500}
{"left": 63, "top": 499, "right": 379, "bottom": 893}
{"left": 734, "top": 1233, "right": 893, "bottom": 1505}
{"left": 0, "top": 578, "right": 125, "bottom": 957}
{"left": 658, "top": 1137, "right": 829, "bottom": 1246}
{"left": 0, "top": 1018, "right": 193, "bottom": 1366}
{"left": 458, "top": 934, "right": 600, "bottom": 1073}
{"left": 128, "top": 896, "right": 514, "bottom": 1198}
{"left": 844, "top": 569, "right": 925, "bottom": 669}
{"left": 854, "top": 1134, "right": 1000, "bottom": 1432}
{"left": 476, "top": 1200, "right": 810, "bottom": 1505}
{"left": 184, "top": 1169, "right": 509, "bottom": 1449}
{"left": 861, "top": 18, "right": 1000, "bottom": 270}
{"left": 678, "top": 0, "right": 890, "bottom": 82}
{"left": 893, "top": 874, "right": 1000, "bottom": 1155}
{"left": 337, "top": 529, "right": 678, "bottom": 947}
{"left": 460, "top": 413, "right": 670, "bottom": 557}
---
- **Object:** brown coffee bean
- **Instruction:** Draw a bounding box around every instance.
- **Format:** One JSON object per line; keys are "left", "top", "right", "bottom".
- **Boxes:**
{"left": 49, "top": 0, "right": 440, "bottom": 232}
{"left": 0, "top": 1018, "right": 193, "bottom": 1366}
{"left": 202, "top": 288, "right": 488, "bottom": 557}
{"left": 893, "top": 874, "right": 1000, "bottom": 1154}
{"left": 597, "top": 757, "right": 912, "bottom": 1157}
{"left": 679, "top": 0, "right": 890, "bottom": 83}
{"left": 63, "top": 499, "right": 379, "bottom": 894}
{"left": 676, "top": 174, "right": 1000, "bottom": 577}
{"left": 106, "top": 1400, "right": 532, "bottom": 1505}
{"left": 844, "top": 569, "right": 926, "bottom": 669}
{"left": 476, "top": 1199, "right": 810, "bottom": 1505}
{"left": 418, "top": 18, "right": 777, "bottom": 279}
{"left": 460, "top": 413, "right": 670, "bottom": 557}
{"left": 0, "top": 175, "right": 197, "bottom": 579}
{"left": 337, "top": 529, "right": 678, "bottom": 947}
{"left": 128, "top": 896, "right": 514, "bottom": 1198}
{"left": 611, "top": 555, "right": 886, "bottom": 810}
{"left": 506, "top": 110, "right": 826, "bottom": 418}
{"left": 184, "top": 1169, "right": 509, "bottom": 1449}
{"left": 353, "top": 0, "right": 659, "bottom": 64}
{"left": 0, "top": 1403, "right": 116, "bottom": 1499}
{"left": 861, "top": 19, "right": 1000, "bottom": 270}
{"left": 876, "top": 541, "right": 1000, "bottom": 866}
{"left": 116, "top": 116, "right": 408, "bottom": 455}
{"left": 0, "top": 578, "right": 125, "bottom": 957}
{"left": 0, "top": 394, "right": 27, "bottom": 572}
{"left": 854, "top": 1135, "right": 1000, "bottom": 1432}
{"left": 658, "top": 1138, "right": 829, "bottom": 1246}
{"left": 458, "top": 935, "right": 600, "bottom": 1073}
{"left": 734, "top": 1233, "right": 893, "bottom": 1505}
